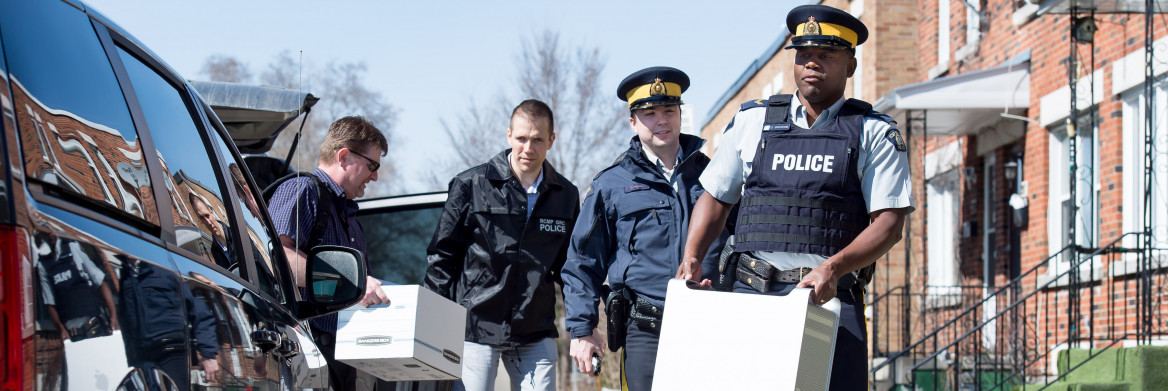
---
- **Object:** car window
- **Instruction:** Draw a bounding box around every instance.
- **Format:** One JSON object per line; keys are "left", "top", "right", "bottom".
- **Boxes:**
{"left": 0, "top": 0, "right": 157, "bottom": 225}
{"left": 358, "top": 204, "right": 443, "bottom": 284}
{"left": 114, "top": 46, "right": 240, "bottom": 274}
{"left": 209, "top": 129, "right": 288, "bottom": 304}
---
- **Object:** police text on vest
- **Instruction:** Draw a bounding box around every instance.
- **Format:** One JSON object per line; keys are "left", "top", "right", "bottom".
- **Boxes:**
{"left": 539, "top": 218, "right": 567, "bottom": 233}
{"left": 771, "top": 154, "right": 834, "bottom": 173}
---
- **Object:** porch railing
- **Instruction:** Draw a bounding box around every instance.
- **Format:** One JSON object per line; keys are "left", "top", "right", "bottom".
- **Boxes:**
{"left": 869, "top": 232, "right": 1168, "bottom": 390}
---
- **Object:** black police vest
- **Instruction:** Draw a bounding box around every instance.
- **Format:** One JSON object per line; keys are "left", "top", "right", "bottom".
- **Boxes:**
{"left": 46, "top": 243, "right": 103, "bottom": 320}
{"left": 736, "top": 95, "right": 870, "bottom": 257}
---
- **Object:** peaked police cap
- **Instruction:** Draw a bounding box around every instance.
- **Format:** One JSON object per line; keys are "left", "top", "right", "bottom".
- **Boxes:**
{"left": 785, "top": 5, "right": 868, "bottom": 50}
{"left": 617, "top": 66, "right": 689, "bottom": 110}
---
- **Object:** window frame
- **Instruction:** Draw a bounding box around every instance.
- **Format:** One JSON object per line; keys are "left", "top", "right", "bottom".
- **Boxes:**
{"left": 1045, "top": 116, "right": 1101, "bottom": 281}
{"left": 101, "top": 24, "right": 294, "bottom": 306}
{"left": 198, "top": 100, "right": 296, "bottom": 305}
{"left": 1119, "top": 81, "right": 1168, "bottom": 276}
{"left": 9, "top": 8, "right": 162, "bottom": 233}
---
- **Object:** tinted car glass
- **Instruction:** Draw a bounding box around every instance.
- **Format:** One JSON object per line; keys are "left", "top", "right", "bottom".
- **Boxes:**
{"left": 358, "top": 204, "right": 442, "bottom": 284}
{"left": 1, "top": 0, "right": 157, "bottom": 225}
{"left": 115, "top": 46, "right": 239, "bottom": 273}
{"left": 210, "top": 129, "right": 288, "bottom": 303}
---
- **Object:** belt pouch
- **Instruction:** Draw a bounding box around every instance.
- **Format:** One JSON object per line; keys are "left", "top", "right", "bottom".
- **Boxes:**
{"left": 714, "top": 237, "right": 740, "bottom": 292}
{"left": 603, "top": 285, "right": 629, "bottom": 352}
{"left": 630, "top": 296, "right": 664, "bottom": 335}
{"left": 736, "top": 263, "right": 772, "bottom": 293}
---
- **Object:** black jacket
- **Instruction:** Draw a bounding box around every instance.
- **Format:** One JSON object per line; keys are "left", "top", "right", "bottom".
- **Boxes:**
{"left": 425, "top": 150, "right": 580, "bottom": 347}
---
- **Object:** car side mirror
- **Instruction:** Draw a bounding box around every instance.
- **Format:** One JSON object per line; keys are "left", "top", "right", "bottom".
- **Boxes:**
{"left": 296, "top": 245, "right": 367, "bottom": 320}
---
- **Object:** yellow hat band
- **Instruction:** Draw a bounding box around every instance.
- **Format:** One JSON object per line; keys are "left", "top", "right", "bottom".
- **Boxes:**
{"left": 625, "top": 82, "right": 683, "bottom": 107}
{"left": 795, "top": 21, "right": 858, "bottom": 48}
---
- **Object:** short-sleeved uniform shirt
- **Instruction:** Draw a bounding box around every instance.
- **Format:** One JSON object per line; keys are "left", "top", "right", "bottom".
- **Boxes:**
{"left": 38, "top": 240, "right": 106, "bottom": 305}
{"left": 700, "top": 94, "right": 915, "bottom": 271}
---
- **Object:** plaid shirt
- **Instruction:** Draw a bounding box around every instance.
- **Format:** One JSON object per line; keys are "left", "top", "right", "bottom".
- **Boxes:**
{"left": 268, "top": 168, "right": 367, "bottom": 333}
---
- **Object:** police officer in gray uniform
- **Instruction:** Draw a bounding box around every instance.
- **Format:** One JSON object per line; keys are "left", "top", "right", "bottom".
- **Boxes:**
{"left": 677, "top": 5, "right": 914, "bottom": 390}
{"left": 562, "top": 66, "right": 727, "bottom": 391}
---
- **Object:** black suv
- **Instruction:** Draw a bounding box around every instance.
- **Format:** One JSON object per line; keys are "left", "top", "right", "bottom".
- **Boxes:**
{"left": 0, "top": 1, "right": 366, "bottom": 390}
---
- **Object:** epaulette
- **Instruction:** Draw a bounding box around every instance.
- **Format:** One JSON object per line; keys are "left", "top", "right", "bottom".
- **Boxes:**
{"left": 739, "top": 99, "right": 767, "bottom": 112}
{"left": 866, "top": 108, "right": 896, "bottom": 124}
{"left": 588, "top": 153, "right": 627, "bottom": 183}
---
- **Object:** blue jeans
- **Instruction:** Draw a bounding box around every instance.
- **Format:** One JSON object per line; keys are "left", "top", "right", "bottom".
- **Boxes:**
{"left": 454, "top": 338, "right": 557, "bottom": 391}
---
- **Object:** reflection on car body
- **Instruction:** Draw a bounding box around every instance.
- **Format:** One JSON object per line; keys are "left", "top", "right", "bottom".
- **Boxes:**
{"left": 0, "top": 1, "right": 366, "bottom": 390}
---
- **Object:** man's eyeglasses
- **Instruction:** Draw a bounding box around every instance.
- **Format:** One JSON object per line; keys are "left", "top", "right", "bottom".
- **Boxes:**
{"left": 349, "top": 149, "right": 381, "bottom": 172}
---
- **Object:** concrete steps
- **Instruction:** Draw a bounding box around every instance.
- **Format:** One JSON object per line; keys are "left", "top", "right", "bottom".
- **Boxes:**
{"left": 1018, "top": 346, "right": 1168, "bottom": 390}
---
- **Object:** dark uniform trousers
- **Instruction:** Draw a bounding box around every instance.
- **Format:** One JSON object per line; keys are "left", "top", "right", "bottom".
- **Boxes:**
{"left": 732, "top": 280, "right": 866, "bottom": 390}
{"left": 622, "top": 321, "right": 660, "bottom": 391}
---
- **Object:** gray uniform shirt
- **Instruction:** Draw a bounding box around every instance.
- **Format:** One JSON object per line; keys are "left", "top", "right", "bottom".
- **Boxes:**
{"left": 700, "top": 94, "right": 915, "bottom": 271}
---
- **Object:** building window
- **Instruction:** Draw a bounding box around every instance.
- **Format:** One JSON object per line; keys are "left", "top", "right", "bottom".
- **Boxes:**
{"left": 1047, "top": 117, "right": 1099, "bottom": 275}
{"left": 927, "top": 168, "right": 961, "bottom": 301}
{"left": 761, "top": 73, "right": 784, "bottom": 99}
{"left": 854, "top": 44, "right": 864, "bottom": 99}
{"left": 1121, "top": 82, "right": 1168, "bottom": 268}
{"left": 983, "top": 155, "right": 997, "bottom": 280}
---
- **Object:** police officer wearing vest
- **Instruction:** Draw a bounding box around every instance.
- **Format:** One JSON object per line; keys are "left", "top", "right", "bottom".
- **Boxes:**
{"left": 36, "top": 232, "right": 120, "bottom": 342}
{"left": 562, "top": 67, "right": 727, "bottom": 390}
{"left": 677, "top": 6, "right": 914, "bottom": 389}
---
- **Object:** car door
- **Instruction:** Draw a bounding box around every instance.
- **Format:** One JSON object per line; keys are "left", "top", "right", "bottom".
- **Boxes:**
{"left": 0, "top": 2, "right": 189, "bottom": 389}
{"left": 105, "top": 23, "right": 298, "bottom": 391}
{"left": 1, "top": 2, "right": 351, "bottom": 390}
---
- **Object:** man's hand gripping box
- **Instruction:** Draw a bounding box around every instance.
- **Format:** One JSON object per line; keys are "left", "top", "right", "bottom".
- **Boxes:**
{"left": 336, "top": 285, "right": 466, "bottom": 382}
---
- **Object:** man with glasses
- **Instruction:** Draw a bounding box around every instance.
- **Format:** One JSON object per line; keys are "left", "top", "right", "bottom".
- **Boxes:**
{"left": 267, "top": 115, "right": 391, "bottom": 391}
{"left": 425, "top": 99, "right": 579, "bottom": 391}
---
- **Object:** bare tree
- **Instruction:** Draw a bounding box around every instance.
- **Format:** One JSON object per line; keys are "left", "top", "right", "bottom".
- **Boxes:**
{"left": 201, "top": 51, "right": 401, "bottom": 196}
{"left": 199, "top": 54, "right": 252, "bottom": 83}
{"left": 430, "top": 30, "right": 627, "bottom": 191}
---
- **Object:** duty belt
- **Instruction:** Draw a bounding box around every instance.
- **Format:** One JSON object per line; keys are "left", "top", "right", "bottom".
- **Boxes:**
{"left": 735, "top": 252, "right": 858, "bottom": 294}
{"left": 736, "top": 253, "right": 812, "bottom": 293}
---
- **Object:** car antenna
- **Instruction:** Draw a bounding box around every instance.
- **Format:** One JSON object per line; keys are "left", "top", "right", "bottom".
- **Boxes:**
{"left": 281, "top": 50, "right": 312, "bottom": 175}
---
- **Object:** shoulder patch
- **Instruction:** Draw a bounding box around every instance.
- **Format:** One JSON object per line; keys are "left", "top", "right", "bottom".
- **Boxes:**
{"left": 885, "top": 128, "right": 908, "bottom": 152}
{"left": 739, "top": 99, "right": 767, "bottom": 112}
{"left": 866, "top": 109, "right": 897, "bottom": 124}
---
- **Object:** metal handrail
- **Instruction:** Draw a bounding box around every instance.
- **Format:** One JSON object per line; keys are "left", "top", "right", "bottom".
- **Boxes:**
{"left": 903, "top": 233, "right": 1139, "bottom": 375}
{"left": 870, "top": 243, "right": 1077, "bottom": 372}
{"left": 867, "top": 285, "right": 908, "bottom": 306}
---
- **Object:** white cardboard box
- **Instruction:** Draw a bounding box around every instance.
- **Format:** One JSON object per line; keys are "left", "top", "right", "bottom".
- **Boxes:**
{"left": 335, "top": 284, "right": 466, "bottom": 382}
{"left": 652, "top": 279, "right": 841, "bottom": 391}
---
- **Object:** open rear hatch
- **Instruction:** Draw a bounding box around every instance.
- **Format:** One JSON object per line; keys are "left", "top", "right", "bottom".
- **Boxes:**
{"left": 190, "top": 80, "right": 318, "bottom": 189}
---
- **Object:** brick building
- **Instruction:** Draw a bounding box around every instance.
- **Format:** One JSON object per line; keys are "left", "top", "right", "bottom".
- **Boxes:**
{"left": 702, "top": 0, "right": 1168, "bottom": 388}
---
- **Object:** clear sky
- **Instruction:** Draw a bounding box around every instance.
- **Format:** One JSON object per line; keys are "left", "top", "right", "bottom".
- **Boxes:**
{"left": 83, "top": 0, "right": 804, "bottom": 193}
